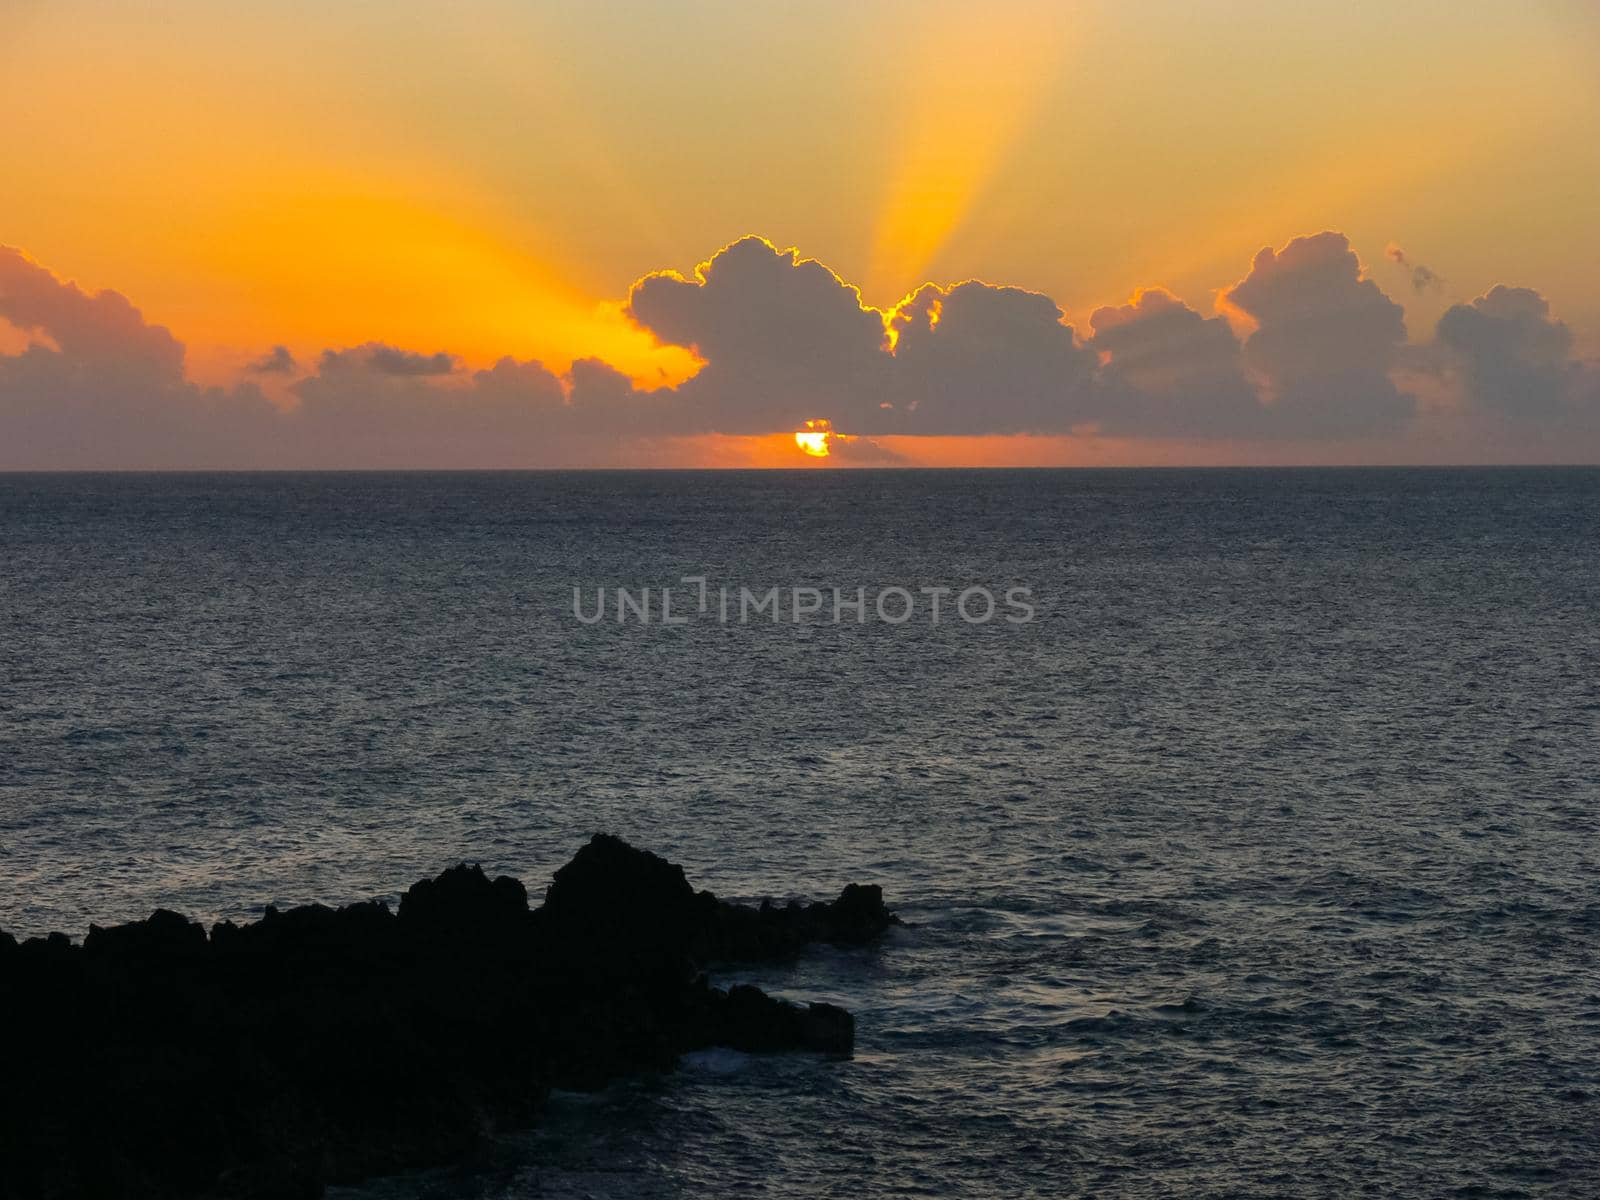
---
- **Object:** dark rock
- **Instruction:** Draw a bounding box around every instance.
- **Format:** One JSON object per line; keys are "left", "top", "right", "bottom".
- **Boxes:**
{"left": 828, "top": 883, "right": 894, "bottom": 943}
{"left": 0, "top": 835, "right": 895, "bottom": 1199}
{"left": 539, "top": 834, "right": 711, "bottom": 961}
{"left": 699, "top": 880, "right": 899, "bottom": 962}
{"left": 399, "top": 863, "right": 528, "bottom": 939}
{"left": 83, "top": 907, "right": 208, "bottom": 962}
{"left": 708, "top": 984, "right": 856, "bottom": 1056}
{"left": 211, "top": 1158, "right": 323, "bottom": 1200}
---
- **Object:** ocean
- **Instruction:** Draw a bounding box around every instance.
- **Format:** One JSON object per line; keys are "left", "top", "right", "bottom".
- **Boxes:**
{"left": 2, "top": 468, "right": 1598, "bottom": 1197}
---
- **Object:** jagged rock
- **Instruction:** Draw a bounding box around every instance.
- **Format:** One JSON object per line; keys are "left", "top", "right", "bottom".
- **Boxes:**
{"left": 536, "top": 834, "right": 713, "bottom": 986}
{"left": 399, "top": 863, "right": 529, "bottom": 940}
{"left": 84, "top": 907, "right": 208, "bottom": 962}
{"left": 700, "top": 881, "right": 897, "bottom": 961}
{"left": 710, "top": 984, "right": 855, "bottom": 1055}
{"left": 0, "top": 835, "right": 895, "bottom": 1199}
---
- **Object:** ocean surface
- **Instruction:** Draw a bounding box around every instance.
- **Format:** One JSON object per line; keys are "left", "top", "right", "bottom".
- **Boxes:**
{"left": 2, "top": 467, "right": 1598, "bottom": 1198}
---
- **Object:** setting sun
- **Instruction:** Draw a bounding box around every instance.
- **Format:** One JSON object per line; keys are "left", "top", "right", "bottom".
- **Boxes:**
{"left": 795, "top": 419, "right": 834, "bottom": 458}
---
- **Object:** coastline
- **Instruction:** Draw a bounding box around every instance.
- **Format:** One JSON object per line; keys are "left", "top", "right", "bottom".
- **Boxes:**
{"left": 0, "top": 835, "right": 896, "bottom": 1199}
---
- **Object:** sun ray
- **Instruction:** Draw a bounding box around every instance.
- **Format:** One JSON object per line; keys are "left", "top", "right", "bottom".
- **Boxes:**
{"left": 865, "top": 2, "right": 1071, "bottom": 301}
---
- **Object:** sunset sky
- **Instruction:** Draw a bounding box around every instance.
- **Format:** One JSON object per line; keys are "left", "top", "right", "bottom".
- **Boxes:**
{"left": 3, "top": 0, "right": 1599, "bottom": 467}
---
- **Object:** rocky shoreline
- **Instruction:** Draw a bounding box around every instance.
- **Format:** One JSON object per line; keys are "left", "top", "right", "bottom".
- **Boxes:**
{"left": 0, "top": 835, "right": 897, "bottom": 1198}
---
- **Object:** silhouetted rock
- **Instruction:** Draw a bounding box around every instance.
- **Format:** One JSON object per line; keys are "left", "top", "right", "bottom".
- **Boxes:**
{"left": 399, "top": 863, "right": 529, "bottom": 941}
{"left": 699, "top": 880, "right": 898, "bottom": 962}
{"left": 709, "top": 984, "right": 855, "bottom": 1055}
{"left": 536, "top": 834, "right": 712, "bottom": 987}
{"left": 0, "top": 835, "right": 895, "bottom": 1199}
{"left": 84, "top": 907, "right": 207, "bottom": 962}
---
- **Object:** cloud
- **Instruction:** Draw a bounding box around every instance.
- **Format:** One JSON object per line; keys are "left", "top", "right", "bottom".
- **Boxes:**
{"left": 1435, "top": 285, "right": 1584, "bottom": 420}
{"left": 246, "top": 345, "right": 297, "bottom": 374}
{"left": 1087, "top": 287, "right": 1263, "bottom": 435}
{"left": 609, "top": 236, "right": 1104, "bottom": 438}
{"left": 4, "top": 234, "right": 1599, "bottom": 467}
{"left": 625, "top": 236, "right": 890, "bottom": 434}
{"left": 1, "top": 246, "right": 185, "bottom": 381}
{"left": 0, "top": 248, "right": 624, "bottom": 468}
{"left": 317, "top": 343, "right": 457, "bottom": 377}
{"left": 471, "top": 355, "right": 568, "bottom": 407}
{"left": 1385, "top": 242, "right": 1444, "bottom": 293}
{"left": 557, "top": 357, "right": 684, "bottom": 436}
{"left": 826, "top": 435, "right": 904, "bottom": 462}
{"left": 621, "top": 235, "right": 1421, "bottom": 442}
{"left": 614, "top": 238, "right": 1104, "bottom": 436}
{"left": 282, "top": 351, "right": 697, "bottom": 466}
{"left": 284, "top": 350, "right": 570, "bottom": 467}
{"left": 0, "top": 245, "right": 280, "bottom": 468}
{"left": 881, "top": 281, "right": 1098, "bottom": 435}
{"left": 1222, "top": 232, "right": 1414, "bottom": 437}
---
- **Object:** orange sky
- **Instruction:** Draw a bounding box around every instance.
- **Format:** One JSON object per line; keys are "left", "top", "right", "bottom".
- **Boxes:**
{"left": 3, "top": 1, "right": 1599, "bottom": 466}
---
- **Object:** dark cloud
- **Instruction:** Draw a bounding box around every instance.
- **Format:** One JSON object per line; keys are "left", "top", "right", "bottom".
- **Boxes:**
{"left": 318, "top": 343, "right": 457, "bottom": 377}
{"left": 285, "top": 351, "right": 567, "bottom": 467}
{"left": 625, "top": 236, "right": 889, "bottom": 433}
{"left": 5, "top": 235, "right": 1599, "bottom": 467}
{"left": 1223, "top": 232, "right": 1414, "bottom": 436}
{"left": 827, "top": 434, "right": 904, "bottom": 463}
{"left": 1, "top": 245, "right": 278, "bottom": 468}
{"left": 882, "top": 281, "right": 1097, "bottom": 435}
{"left": 247, "top": 345, "right": 297, "bottom": 374}
{"left": 619, "top": 239, "right": 1106, "bottom": 436}
{"left": 1385, "top": 242, "right": 1444, "bottom": 293}
{"left": 1435, "top": 285, "right": 1580, "bottom": 419}
{"left": 471, "top": 355, "right": 567, "bottom": 406}
{"left": 0, "top": 347, "right": 279, "bottom": 469}
{"left": 1, "top": 245, "right": 184, "bottom": 380}
{"left": 1087, "top": 288, "right": 1263, "bottom": 435}
{"left": 558, "top": 357, "right": 686, "bottom": 436}
{"left": 620, "top": 235, "right": 1418, "bottom": 442}
{"left": 613, "top": 238, "right": 1103, "bottom": 436}
{"left": 280, "top": 352, "right": 694, "bottom": 466}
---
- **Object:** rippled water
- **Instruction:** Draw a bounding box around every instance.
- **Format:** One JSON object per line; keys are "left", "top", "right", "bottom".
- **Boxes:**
{"left": 3, "top": 468, "right": 1598, "bottom": 1197}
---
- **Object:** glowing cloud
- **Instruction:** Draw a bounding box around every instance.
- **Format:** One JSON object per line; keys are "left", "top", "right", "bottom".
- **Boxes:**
{"left": 5, "top": 233, "right": 1599, "bottom": 469}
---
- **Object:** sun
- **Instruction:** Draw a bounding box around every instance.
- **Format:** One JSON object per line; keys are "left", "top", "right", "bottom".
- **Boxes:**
{"left": 794, "top": 418, "right": 833, "bottom": 457}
